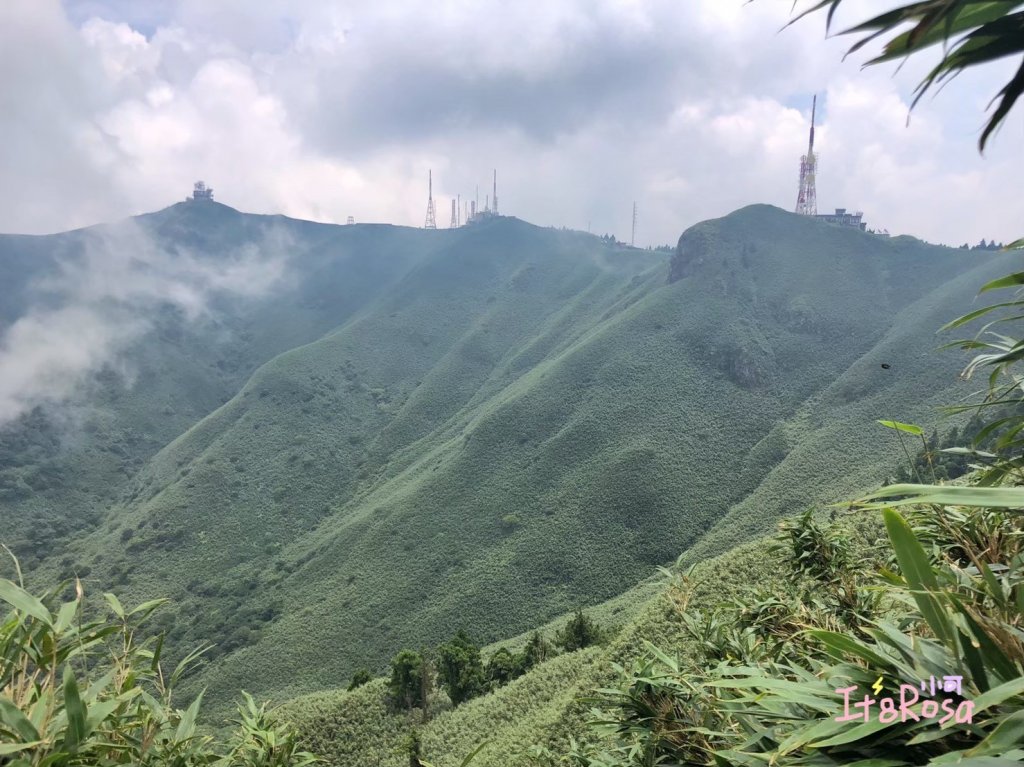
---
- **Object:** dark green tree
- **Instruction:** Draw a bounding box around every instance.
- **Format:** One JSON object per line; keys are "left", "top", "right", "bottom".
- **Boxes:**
{"left": 388, "top": 649, "right": 428, "bottom": 710}
{"left": 347, "top": 667, "right": 372, "bottom": 691}
{"left": 485, "top": 646, "right": 520, "bottom": 688}
{"left": 555, "top": 610, "right": 603, "bottom": 652}
{"left": 436, "top": 629, "right": 485, "bottom": 706}
{"left": 518, "top": 630, "right": 553, "bottom": 672}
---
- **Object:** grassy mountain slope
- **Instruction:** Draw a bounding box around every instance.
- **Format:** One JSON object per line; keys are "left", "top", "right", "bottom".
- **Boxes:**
{"left": 679, "top": 237, "right": 1017, "bottom": 567}
{"left": 276, "top": 513, "right": 889, "bottom": 767}
{"left": 0, "top": 202, "right": 443, "bottom": 565}
{"left": 22, "top": 204, "right": 997, "bottom": 714}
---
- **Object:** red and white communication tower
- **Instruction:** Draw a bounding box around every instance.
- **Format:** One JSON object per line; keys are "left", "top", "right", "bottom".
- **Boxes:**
{"left": 795, "top": 96, "right": 818, "bottom": 216}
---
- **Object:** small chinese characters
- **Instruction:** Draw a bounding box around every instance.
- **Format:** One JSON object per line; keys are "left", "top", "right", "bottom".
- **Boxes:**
{"left": 919, "top": 674, "right": 962, "bottom": 696}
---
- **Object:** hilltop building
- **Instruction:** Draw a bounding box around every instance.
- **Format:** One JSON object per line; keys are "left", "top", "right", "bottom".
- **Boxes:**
{"left": 817, "top": 208, "right": 866, "bottom": 230}
{"left": 189, "top": 181, "right": 214, "bottom": 202}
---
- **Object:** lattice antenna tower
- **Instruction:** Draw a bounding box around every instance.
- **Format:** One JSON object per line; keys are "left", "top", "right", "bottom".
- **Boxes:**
{"left": 424, "top": 170, "right": 437, "bottom": 229}
{"left": 631, "top": 201, "right": 637, "bottom": 246}
{"left": 492, "top": 169, "right": 498, "bottom": 214}
{"left": 795, "top": 95, "right": 818, "bottom": 216}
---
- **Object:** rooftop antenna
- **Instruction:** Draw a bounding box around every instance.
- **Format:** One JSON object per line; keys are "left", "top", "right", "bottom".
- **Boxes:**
{"left": 424, "top": 170, "right": 437, "bottom": 229}
{"left": 631, "top": 201, "right": 637, "bottom": 247}
{"left": 450, "top": 199, "right": 457, "bottom": 228}
{"left": 493, "top": 169, "right": 498, "bottom": 215}
{"left": 795, "top": 95, "right": 818, "bottom": 216}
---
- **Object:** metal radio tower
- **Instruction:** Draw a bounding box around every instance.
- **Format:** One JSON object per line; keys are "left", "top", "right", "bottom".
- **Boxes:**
{"left": 795, "top": 95, "right": 818, "bottom": 216}
{"left": 631, "top": 201, "right": 637, "bottom": 246}
{"left": 492, "top": 169, "right": 498, "bottom": 214}
{"left": 450, "top": 199, "right": 457, "bottom": 228}
{"left": 424, "top": 170, "right": 437, "bottom": 229}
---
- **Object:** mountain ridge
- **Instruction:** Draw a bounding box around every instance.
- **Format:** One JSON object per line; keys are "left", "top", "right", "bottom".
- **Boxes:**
{"left": 0, "top": 202, "right": 1001, "bottom": 712}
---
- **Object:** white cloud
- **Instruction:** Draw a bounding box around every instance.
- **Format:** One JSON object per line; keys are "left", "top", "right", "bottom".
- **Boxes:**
{"left": 0, "top": 219, "right": 290, "bottom": 425}
{"left": 0, "top": 0, "right": 1019, "bottom": 246}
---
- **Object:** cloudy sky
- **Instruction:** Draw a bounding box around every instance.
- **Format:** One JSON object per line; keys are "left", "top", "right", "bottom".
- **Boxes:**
{"left": 2, "top": 0, "right": 1021, "bottom": 246}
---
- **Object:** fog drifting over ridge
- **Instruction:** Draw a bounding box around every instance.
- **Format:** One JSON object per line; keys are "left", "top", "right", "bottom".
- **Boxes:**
{"left": 0, "top": 220, "right": 290, "bottom": 426}
{"left": 0, "top": 0, "right": 1021, "bottom": 245}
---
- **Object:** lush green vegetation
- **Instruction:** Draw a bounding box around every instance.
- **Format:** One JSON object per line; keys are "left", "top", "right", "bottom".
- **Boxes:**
{"left": 0, "top": 569, "right": 316, "bottom": 766}
{"left": 0, "top": 203, "right": 438, "bottom": 572}
{"left": 566, "top": 4, "right": 1024, "bottom": 764}
{"left": 569, "top": 500, "right": 1024, "bottom": 766}
{"left": 2, "top": 6, "right": 1022, "bottom": 766}
{"left": 273, "top": 494, "right": 1022, "bottom": 767}
{"left": 382, "top": 613, "right": 606, "bottom": 714}
{"left": 1, "top": 201, "right": 1007, "bottom": 714}
{"left": 272, "top": 512, "right": 886, "bottom": 767}
{"left": 554, "top": 611, "right": 605, "bottom": 653}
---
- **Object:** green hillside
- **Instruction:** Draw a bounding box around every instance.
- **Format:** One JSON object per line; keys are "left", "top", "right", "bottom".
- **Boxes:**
{"left": 1, "top": 202, "right": 1006, "bottom": 717}
{"left": 0, "top": 202, "right": 441, "bottom": 563}
{"left": 274, "top": 513, "right": 887, "bottom": 767}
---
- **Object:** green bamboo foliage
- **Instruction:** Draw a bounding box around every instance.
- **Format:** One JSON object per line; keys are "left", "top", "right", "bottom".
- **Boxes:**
{"left": 0, "top": 572, "right": 317, "bottom": 766}
{"left": 572, "top": 503, "right": 1024, "bottom": 766}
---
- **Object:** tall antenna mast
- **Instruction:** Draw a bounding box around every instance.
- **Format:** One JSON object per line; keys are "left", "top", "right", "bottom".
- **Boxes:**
{"left": 493, "top": 169, "right": 498, "bottom": 215}
{"left": 795, "top": 95, "right": 818, "bottom": 216}
{"left": 424, "top": 170, "right": 437, "bottom": 229}
{"left": 631, "top": 201, "right": 637, "bottom": 246}
{"left": 450, "top": 199, "right": 457, "bottom": 228}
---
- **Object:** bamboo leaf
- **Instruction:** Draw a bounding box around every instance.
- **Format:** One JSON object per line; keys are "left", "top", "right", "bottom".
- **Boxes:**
{"left": 966, "top": 708, "right": 1024, "bottom": 756}
{"left": 878, "top": 420, "right": 924, "bottom": 436}
{"left": 104, "top": 593, "right": 125, "bottom": 619}
{"left": 61, "top": 665, "right": 87, "bottom": 752}
{"left": 174, "top": 691, "right": 203, "bottom": 742}
{"left": 53, "top": 600, "right": 79, "bottom": 633}
{"left": 809, "top": 715, "right": 897, "bottom": 747}
{"left": 83, "top": 698, "right": 123, "bottom": 735}
{"left": 883, "top": 509, "right": 951, "bottom": 643}
{"left": 972, "top": 675, "right": 1024, "bottom": 712}
{"left": 940, "top": 301, "right": 1024, "bottom": 331}
{"left": 0, "top": 696, "right": 41, "bottom": 742}
{"left": 0, "top": 580, "right": 52, "bottom": 626}
{"left": 458, "top": 741, "right": 489, "bottom": 767}
{"left": 805, "top": 630, "right": 891, "bottom": 667}
{"left": 126, "top": 598, "right": 168, "bottom": 620}
{"left": 858, "top": 484, "right": 1024, "bottom": 509}
{"left": 0, "top": 742, "right": 42, "bottom": 755}
{"left": 980, "top": 271, "right": 1024, "bottom": 292}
